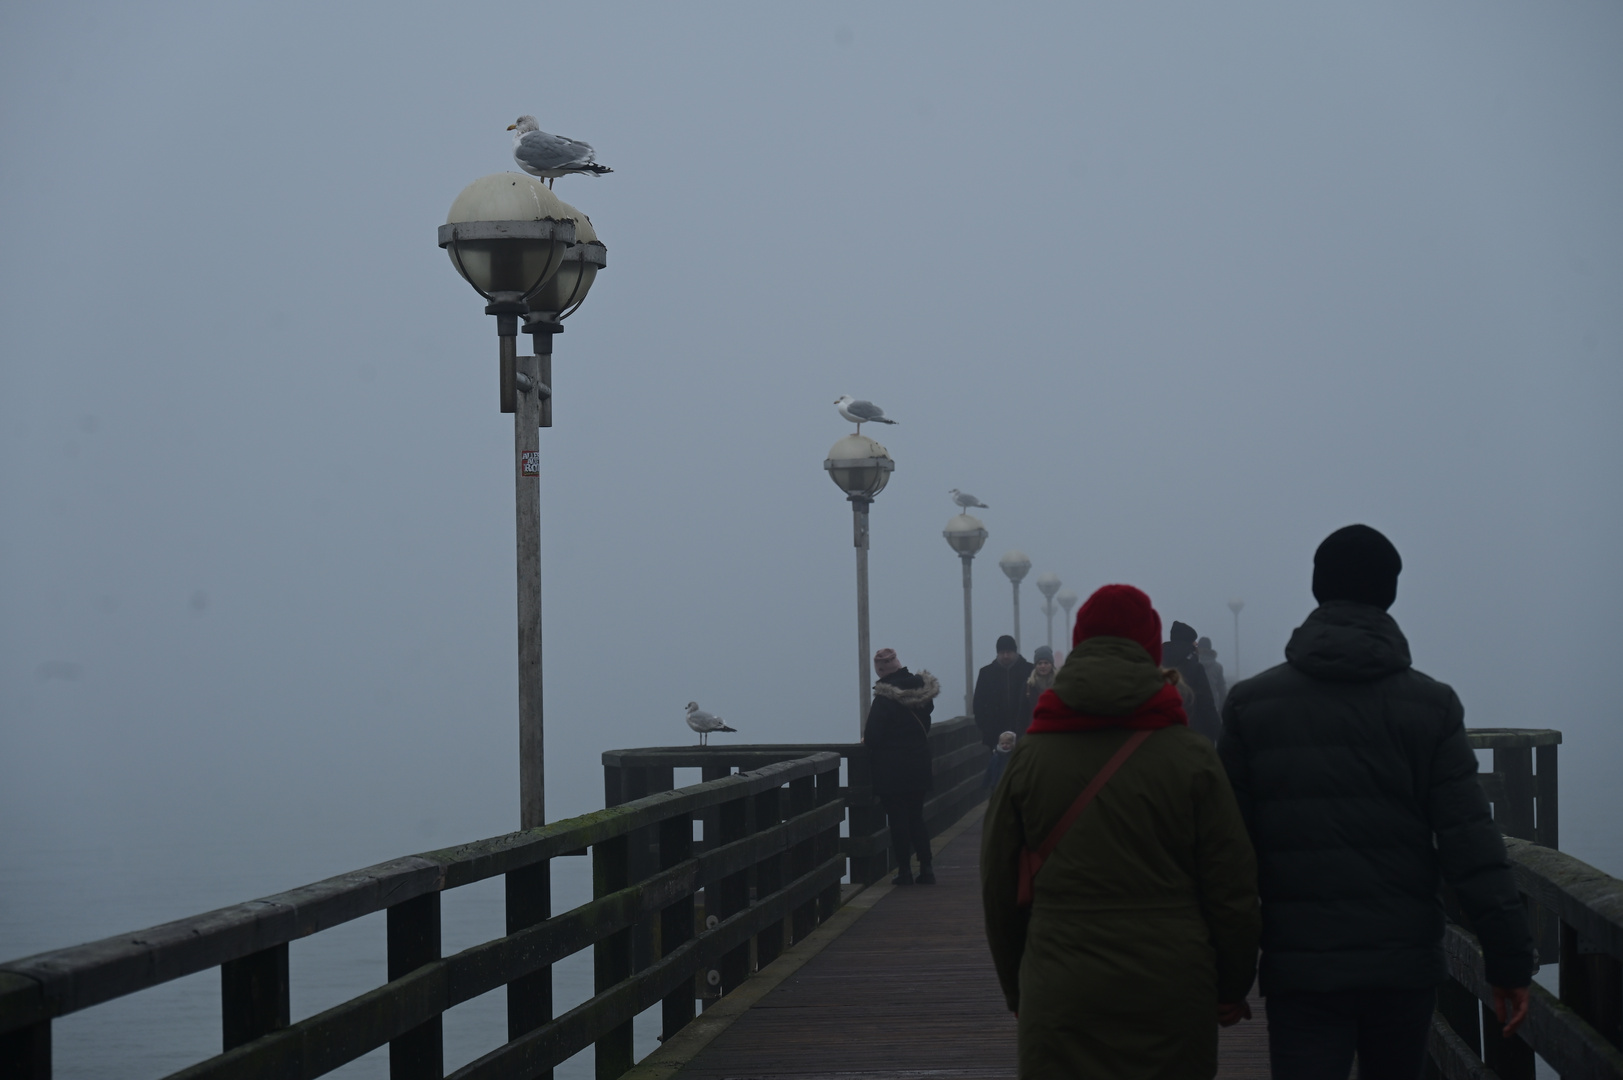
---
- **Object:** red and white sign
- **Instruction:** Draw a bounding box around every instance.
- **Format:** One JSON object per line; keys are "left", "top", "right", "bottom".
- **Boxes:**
{"left": 519, "top": 451, "right": 540, "bottom": 477}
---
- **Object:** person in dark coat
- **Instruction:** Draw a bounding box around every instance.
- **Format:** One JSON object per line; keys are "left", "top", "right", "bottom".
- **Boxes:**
{"left": 864, "top": 647, "right": 942, "bottom": 885}
{"left": 973, "top": 635, "right": 1034, "bottom": 748}
{"left": 1023, "top": 645, "right": 1056, "bottom": 717}
{"left": 1197, "top": 636, "right": 1227, "bottom": 707}
{"left": 1163, "top": 621, "right": 1221, "bottom": 742}
{"left": 983, "top": 585, "right": 1260, "bottom": 1079}
{"left": 1219, "top": 525, "right": 1534, "bottom": 1080}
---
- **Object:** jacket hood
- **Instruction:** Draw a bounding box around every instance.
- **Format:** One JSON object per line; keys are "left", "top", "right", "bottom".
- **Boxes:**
{"left": 1052, "top": 636, "right": 1167, "bottom": 715}
{"left": 1285, "top": 602, "right": 1412, "bottom": 682}
{"left": 873, "top": 668, "right": 941, "bottom": 706}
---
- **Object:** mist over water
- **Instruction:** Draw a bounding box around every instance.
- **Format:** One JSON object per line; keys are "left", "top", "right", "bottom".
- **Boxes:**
{"left": 2, "top": 3, "right": 1619, "bottom": 1075}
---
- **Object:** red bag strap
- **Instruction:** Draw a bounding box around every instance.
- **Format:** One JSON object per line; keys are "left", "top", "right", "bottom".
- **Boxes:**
{"left": 1034, "top": 729, "right": 1155, "bottom": 862}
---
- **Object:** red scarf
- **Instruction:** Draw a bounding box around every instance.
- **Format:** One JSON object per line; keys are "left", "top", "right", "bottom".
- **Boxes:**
{"left": 1026, "top": 682, "right": 1189, "bottom": 734}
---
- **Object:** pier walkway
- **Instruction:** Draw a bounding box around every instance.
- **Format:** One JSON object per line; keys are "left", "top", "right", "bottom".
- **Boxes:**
{"left": 629, "top": 807, "right": 1269, "bottom": 1080}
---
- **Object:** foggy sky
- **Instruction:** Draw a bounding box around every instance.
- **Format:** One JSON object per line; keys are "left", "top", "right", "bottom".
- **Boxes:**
{"left": 3, "top": 2, "right": 1620, "bottom": 947}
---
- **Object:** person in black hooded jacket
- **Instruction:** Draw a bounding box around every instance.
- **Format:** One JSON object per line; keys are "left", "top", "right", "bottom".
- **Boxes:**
{"left": 864, "top": 648, "right": 942, "bottom": 885}
{"left": 1163, "top": 621, "right": 1222, "bottom": 742}
{"left": 1218, "top": 525, "right": 1534, "bottom": 1080}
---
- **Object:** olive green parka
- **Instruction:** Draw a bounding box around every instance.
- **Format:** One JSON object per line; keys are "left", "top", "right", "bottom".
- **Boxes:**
{"left": 981, "top": 640, "right": 1261, "bottom": 1080}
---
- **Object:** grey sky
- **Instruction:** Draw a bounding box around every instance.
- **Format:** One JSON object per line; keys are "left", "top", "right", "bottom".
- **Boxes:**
{"left": 3, "top": 0, "right": 1620, "bottom": 946}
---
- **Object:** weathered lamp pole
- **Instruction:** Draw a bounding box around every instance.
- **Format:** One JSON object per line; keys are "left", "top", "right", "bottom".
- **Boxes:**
{"left": 943, "top": 513, "right": 989, "bottom": 717}
{"left": 825, "top": 435, "right": 894, "bottom": 735}
{"left": 1228, "top": 598, "right": 1245, "bottom": 680}
{"left": 1056, "top": 588, "right": 1078, "bottom": 660}
{"left": 998, "top": 551, "right": 1032, "bottom": 652}
{"left": 1035, "top": 573, "right": 1062, "bottom": 652}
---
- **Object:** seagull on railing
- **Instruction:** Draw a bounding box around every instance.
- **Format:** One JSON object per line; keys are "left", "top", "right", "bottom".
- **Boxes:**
{"left": 950, "top": 488, "right": 989, "bottom": 510}
{"left": 834, "top": 396, "right": 897, "bottom": 435}
{"left": 686, "top": 702, "right": 737, "bottom": 746}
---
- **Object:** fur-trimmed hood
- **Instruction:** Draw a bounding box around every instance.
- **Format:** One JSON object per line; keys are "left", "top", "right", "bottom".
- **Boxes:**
{"left": 872, "top": 668, "right": 941, "bottom": 706}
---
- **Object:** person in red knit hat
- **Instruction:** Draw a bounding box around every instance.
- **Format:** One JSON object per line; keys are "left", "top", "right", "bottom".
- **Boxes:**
{"left": 981, "top": 584, "right": 1260, "bottom": 1079}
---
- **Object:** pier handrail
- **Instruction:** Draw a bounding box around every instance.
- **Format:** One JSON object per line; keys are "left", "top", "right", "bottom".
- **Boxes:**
{"left": 0, "top": 751, "right": 845, "bottom": 1080}
{"left": 603, "top": 714, "right": 988, "bottom": 887}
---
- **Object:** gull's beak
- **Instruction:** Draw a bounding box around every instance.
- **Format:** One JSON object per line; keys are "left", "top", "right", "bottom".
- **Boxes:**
{"left": 507, "top": 124, "right": 517, "bottom": 131}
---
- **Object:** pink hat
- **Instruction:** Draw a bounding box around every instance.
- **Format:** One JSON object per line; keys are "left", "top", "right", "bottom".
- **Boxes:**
{"left": 873, "top": 648, "right": 901, "bottom": 676}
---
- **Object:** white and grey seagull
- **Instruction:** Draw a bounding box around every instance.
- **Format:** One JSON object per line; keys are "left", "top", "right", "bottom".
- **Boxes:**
{"left": 508, "top": 115, "right": 613, "bottom": 189}
{"left": 685, "top": 702, "right": 737, "bottom": 746}
{"left": 833, "top": 395, "right": 897, "bottom": 435}
{"left": 950, "top": 488, "right": 989, "bottom": 510}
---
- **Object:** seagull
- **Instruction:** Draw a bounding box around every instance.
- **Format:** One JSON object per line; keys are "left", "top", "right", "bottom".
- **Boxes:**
{"left": 834, "top": 395, "right": 897, "bottom": 435}
{"left": 508, "top": 116, "right": 613, "bottom": 189}
{"left": 686, "top": 702, "right": 737, "bottom": 746}
{"left": 950, "top": 488, "right": 989, "bottom": 510}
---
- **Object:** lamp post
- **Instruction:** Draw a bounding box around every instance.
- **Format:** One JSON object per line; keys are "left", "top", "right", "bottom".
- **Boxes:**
{"left": 825, "top": 435, "right": 894, "bottom": 735}
{"left": 1056, "top": 588, "right": 1078, "bottom": 660}
{"left": 1228, "top": 598, "right": 1245, "bottom": 680}
{"left": 1034, "top": 573, "right": 1062, "bottom": 652}
{"left": 998, "top": 551, "right": 1032, "bottom": 652}
{"left": 943, "top": 514, "right": 989, "bottom": 717}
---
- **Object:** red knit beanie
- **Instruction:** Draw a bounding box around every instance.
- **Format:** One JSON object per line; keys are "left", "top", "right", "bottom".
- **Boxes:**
{"left": 1072, "top": 584, "right": 1163, "bottom": 665}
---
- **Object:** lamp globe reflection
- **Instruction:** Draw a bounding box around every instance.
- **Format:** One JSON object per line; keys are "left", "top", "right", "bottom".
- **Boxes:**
{"left": 1035, "top": 572, "right": 1062, "bottom": 651}
{"left": 998, "top": 550, "right": 1032, "bottom": 652}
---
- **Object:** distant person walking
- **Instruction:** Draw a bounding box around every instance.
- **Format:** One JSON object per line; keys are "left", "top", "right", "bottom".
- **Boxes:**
{"left": 983, "top": 730, "right": 1016, "bottom": 790}
{"left": 1197, "top": 635, "right": 1227, "bottom": 707}
{"left": 1024, "top": 645, "right": 1057, "bottom": 717}
{"left": 1163, "top": 621, "right": 1222, "bottom": 742}
{"left": 1219, "top": 525, "right": 1534, "bottom": 1080}
{"left": 973, "top": 635, "right": 1034, "bottom": 748}
{"left": 864, "top": 648, "right": 942, "bottom": 886}
{"left": 982, "top": 585, "right": 1260, "bottom": 1079}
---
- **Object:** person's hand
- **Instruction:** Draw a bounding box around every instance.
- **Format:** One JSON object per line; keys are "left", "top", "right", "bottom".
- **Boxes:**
{"left": 1493, "top": 986, "right": 1530, "bottom": 1038}
{"left": 1217, "top": 1000, "right": 1252, "bottom": 1027}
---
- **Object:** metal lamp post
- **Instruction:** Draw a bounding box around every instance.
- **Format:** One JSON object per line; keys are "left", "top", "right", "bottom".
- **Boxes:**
{"left": 438, "top": 172, "right": 606, "bottom": 1070}
{"left": 1228, "top": 598, "right": 1245, "bottom": 680}
{"left": 1034, "top": 573, "right": 1062, "bottom": 652}
{"left": 943, "top": 514, "right": 989, "bottom": 717}
{"left": 1055, "top": 588, "right": 1078, "bottom": 660}
{"left": 825, "top": 434, "right": 894, "bottom": 735}
{"left": 998, "top": 551, "right": 1032, "bottom": 652}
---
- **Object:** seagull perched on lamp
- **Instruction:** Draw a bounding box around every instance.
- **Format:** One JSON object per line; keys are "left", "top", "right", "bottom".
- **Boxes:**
{"left": 950, "top": 489, "right": 989, "bottom": 510}
{"left": 834, "top": 395, "right": 897, "bottom": 435}
{"left": 685, "top": 702, "right": 736, "bottom": 746}
{"left": 508, "top": 115, "right": 613, "bottom": 188}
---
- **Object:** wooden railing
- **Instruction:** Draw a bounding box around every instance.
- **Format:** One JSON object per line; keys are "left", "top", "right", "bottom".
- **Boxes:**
{"left": 1429, "top": 727, "right": 1623, "bottom": 1080}
{"left": 0, "top": 752, "right": 844, "bottom": 1080}
{"left": 602, "top": 715, "right": 989, "bottom": 888}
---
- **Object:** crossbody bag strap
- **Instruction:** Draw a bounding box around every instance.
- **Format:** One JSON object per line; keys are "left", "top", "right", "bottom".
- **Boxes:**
{"left": 1034, "top": 729, "right": 1155, "bottom": 862}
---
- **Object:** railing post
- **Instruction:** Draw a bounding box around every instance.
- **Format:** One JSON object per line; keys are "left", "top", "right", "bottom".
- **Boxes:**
{"left": 698, "top": 763, "right": 730, "bottom": 854}
{"left": 220, "top": 943, "right": 289, "bottom": 1051}
{"left": 505, "top": 861, "right": 552, "bottom": 1078}
{"left": 0, "top": 1017, "right": 49, "bottom": 1080}
{"left": 1437, "top": 977, "right": 1481, "bottom": 1060}
{"left": 1534, "top": 742, "right": 1559, "bottom": 849}
{"left": 1561, "top": 919, "right": 1623, "bottom": 1050}
{"left": 387, "top": 892, "right": 443, "bottom": 1079}
{"left": 788, "top": 773, "right": 818, "bottom": 944}
{"left": 753, "top": 783, "right": 786, "bottom": 970}
{"left": 1493, "top": 746, "right": 1536, "bottom": 842}
{"left": 714, "top": 794, "right": 752, "bottom": 998}
{"left": 846, "top": 749, "right": 888, "bottom": 886}
{"left": 658, "top": 811, "right": 695, "bottom": 1042}
{"left": 593, "top": 835, "right": 634, "bottom": 1080}
{"left": 816, "top": 762, "right": 842, "bottom": 921}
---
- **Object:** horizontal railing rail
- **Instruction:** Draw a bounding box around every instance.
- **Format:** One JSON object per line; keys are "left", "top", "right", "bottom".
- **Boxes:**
{"left": 0, "top": 751, "right": 845, "bottom": 1080}
{"left": 602, "top": 714, "right": 989, "bottom": 886}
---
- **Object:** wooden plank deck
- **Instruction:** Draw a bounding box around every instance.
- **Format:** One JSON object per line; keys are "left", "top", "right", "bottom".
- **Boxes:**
{"left": 651, "top": 811, "right": 1268, "bottom": 1080}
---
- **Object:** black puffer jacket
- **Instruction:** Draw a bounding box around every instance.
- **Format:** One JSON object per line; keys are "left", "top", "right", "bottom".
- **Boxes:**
{"left": 864, "top": 668, "right": 940, "bottom": 795}
{"left": 1218, "top": 603, "right": 1533, "bottom": 993}
{"left": 973, "top": 657, "right": 1034, "bottom": 747}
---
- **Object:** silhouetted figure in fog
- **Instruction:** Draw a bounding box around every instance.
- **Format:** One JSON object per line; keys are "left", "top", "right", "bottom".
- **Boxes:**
{"left": 864, "top": 648, "right": 941, "bottom": 885}
{"left": 1024, "top": 645, "right": 1056, "bottom": 717}
{"left": 1198, "top": 635, "right": 1228, "bottom": 707}
{"left": 1219, "top": 525, "right": 1534, "bottom": 1080}
{"left": 974, "top": 635, "right": 1034, "bottom": 748}
{"left": 1163, "top": 621, "right": 1222, "bottom": 741}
